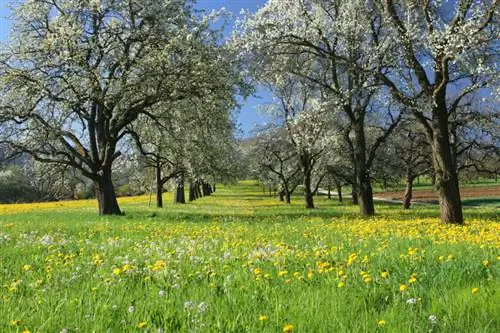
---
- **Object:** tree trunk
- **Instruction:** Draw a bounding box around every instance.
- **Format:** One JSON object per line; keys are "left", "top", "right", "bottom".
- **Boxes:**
{"left": 432, "top": 117, "right": 463, "bottom": 224}
{"left": 284, "top": 186, "right": 291, "bottom": 204}
{"left": 174, "top": 175, "right": 185, "bottom": 204}
{"left": 303, "top": 169, "right": 314, "bottom": 209}
{"left": 213, "top": 184, "right": 216, "bottom": 192}
{"left": 353, "top": 122, "right": 375, "bottom": 215}
{"left": 195, "top": 182, "right": 202, "bottom": 198}
{"left": 189, "top": 182, "right": 196, "bottom": 202}
{"left": 358, "top": 173, "right": 375, "bottom": 215}
{"left": 402, "top": 174, "right": 415, "bottom": 209}
{"left": 351, "top": 184, "right": 358, "bottom": 205}
{"left": 94, "top": 167, "right": 121, "bottom": 215}
{"left": 279, "top": 190, "right": 284, "bottom": 201}
{"left": 155, "top": 164, "right": 163, "bottom": 208}
{"left": 336, "top": 183, "right": 342, "bottom": 203}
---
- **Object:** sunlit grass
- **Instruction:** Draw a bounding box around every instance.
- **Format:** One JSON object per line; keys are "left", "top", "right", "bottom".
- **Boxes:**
{"left": 0, "top": 181, "right": 498, "bottom": 332}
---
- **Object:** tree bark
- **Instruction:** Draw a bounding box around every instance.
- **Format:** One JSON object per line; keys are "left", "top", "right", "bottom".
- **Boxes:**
{"left": 196, "top": 183, "right": 202, "bottom": 198}
{"left": 279, "top": 190, "right": 284, "bottom": 201}
{"left": 327, "top": 186, "right": 331, "bottom": 199}
{"left": 353, "top": 122, "right": 375, "bottom": 215}
{"left": 336, "top": 183, "right": 342, "bottom": 203}
{"left": 432, "top": 117, "right": 463, "bottom": 224}
{"left": 351, "top": 184, "right": 358, "bottom": 205}
{"left": 155, "top": 164, "right": 163, "bottom": 208}
{"left": 358, "top": 173, "right": 375, "bottom": 215}
{"left": 174, "top": 175, "right": 185, "bottom": 204}
{"left": 303, "top": 168, "right": 314, "bottom": 209}
{"left": 94, "top": 167, "right": 121, "bottom": 215}
{"left": 284, "top": 185, "right": 291, "bottom": 204}
{"left": 189, "top": 182, "right": 196, "bottom": 202}
{"left": 402, "top": 174, "right": 415, "bottom": 209}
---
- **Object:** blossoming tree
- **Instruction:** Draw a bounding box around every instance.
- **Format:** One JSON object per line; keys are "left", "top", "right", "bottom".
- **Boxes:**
{"left": 0, "top": 0, "right": 230, "bottom": 215}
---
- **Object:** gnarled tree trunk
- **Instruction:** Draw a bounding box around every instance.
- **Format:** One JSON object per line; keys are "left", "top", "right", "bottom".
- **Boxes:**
{"left": 432, "top": 116, "right": 463, "bottom": 224}
{"left": 94, "top": 167, "right": 121, "bottom": 215}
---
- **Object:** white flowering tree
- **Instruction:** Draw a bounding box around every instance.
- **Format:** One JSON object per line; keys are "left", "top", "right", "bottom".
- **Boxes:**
{"left": 250, "top": 126, "right": 301, "bottom": 204}
{"left": 0, "top": 0, "right": 215, "bottom": 215}
{"left": 234, "top": 0, "right": 401, "bottom": 214}
{"left": 372, "top": 0, "right": 499, "bottom": 223}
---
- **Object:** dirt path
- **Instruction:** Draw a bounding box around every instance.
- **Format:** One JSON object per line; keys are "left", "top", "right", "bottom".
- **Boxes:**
{"left": 374, "top": 186, "right": 500, "bottom": 202}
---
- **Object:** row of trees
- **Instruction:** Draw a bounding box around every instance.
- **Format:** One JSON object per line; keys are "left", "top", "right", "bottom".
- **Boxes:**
{"left": 0, "top": 0, "right": 249, "bottom": 214}
{"left": 233, "top": 0, "right": 499, "bottom": 224}
{"left": 0, "top": 0, "right": 497, "bottom": 225}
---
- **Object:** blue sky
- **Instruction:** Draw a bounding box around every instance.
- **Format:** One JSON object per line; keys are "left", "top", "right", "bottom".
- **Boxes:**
{"left": 0, "top": 0, "right": 270, "bottom": 137}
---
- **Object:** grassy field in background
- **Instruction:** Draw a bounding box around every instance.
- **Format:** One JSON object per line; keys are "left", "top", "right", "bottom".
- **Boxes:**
{"left": 0, "top": 181, "right": 498, "bottom": 332}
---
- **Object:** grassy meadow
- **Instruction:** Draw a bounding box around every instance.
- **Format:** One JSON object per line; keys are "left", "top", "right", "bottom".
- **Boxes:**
{"left": 0, "top": 181, "right": 498, "bottom": 333}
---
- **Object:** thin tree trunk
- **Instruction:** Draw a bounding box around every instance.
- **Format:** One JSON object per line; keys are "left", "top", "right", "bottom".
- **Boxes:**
{"left": 94, "top": 167, "right": 121, "bottom": 215}
{"left": 279, "top": 190, "right": 284, "bottom": 202}
{"left": 155, "top": 164, "right": 163, "bottom": 208}
{"left": 402, "top": 174, "right": 415, "bottom": 209}
{"left": 336, "top": 183, "right": 342, "bottom": 203}
{"left": 327, "top": 186, "right": 331, "bottom": 199}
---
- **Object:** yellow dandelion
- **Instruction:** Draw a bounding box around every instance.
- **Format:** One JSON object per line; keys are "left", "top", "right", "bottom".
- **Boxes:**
{"left": 400, "top": 284, "right": 408, "bottom": 292}
{"left": 482, "top": 260, "right": 490, "bottom": 267}
{"left": 123, "top": 264, "right": 133, "bottom": 271}
{"left": 137, "top": 321, "right": 147, "bottom": 328}
{"left": 113, "top": 268, "right": 122, "bottom": 275}
{"left": 21, "top": 330, "right": 31, "bottom": 333}
{"left": 22, "top": 265, "right": 32, "bottom": 271}
{"left": 337, "top": 281, "right": 345, "bottom": 288}
{"left": 471, "top": 288, "right": 479, "bottom": 295}
{"left": 378, "top": 320, "right": 386, "bottom": 327}
{"left": 408, "top": 277, "right": 417, "bottom": 284}
{"left": 278, "top": 270, "right": 288, "bottom": 277}
{"left": 11, "top": 319, "right": 20, "bottom": 326}
{"left": 259, "top": 315, "right": 268, "bottom": 321}
{"left": 380, "top": 271, "right": 389, "bottom": 278}
{"left": 283, "top": 324, "right": 294, "bottom": 332}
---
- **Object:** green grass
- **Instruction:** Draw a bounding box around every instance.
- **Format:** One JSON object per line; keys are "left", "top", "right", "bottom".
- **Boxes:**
{"left": 0, "top": 181, "right": 498, "bottom": 333}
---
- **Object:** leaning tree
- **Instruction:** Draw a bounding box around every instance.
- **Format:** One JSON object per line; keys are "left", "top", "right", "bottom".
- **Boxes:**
{"left": 0, "top": 0, "right": 216, "bottom": 215}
